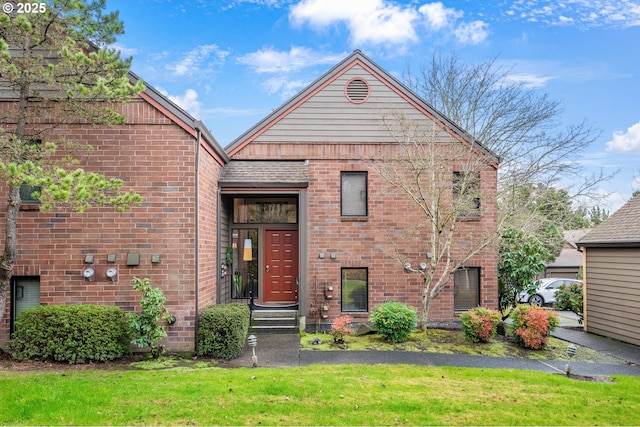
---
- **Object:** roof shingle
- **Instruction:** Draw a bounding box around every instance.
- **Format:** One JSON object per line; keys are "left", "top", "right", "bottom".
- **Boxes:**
{"left": 578, "top": 195, "right": 640, "bottom": 246}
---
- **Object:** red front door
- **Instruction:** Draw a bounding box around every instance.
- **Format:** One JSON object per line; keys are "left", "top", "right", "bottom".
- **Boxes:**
{"left": 264, "top": 229, "right": 298, "bottom": 303}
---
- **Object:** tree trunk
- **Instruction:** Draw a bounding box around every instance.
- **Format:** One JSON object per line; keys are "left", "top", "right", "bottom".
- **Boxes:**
{"left": 0, "top": 186, "right": 21, "bottom": 329}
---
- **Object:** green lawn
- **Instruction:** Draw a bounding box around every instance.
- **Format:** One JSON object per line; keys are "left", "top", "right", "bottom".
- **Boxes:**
{"left": 1, "top": 364, "right": 639, "bottom": 426}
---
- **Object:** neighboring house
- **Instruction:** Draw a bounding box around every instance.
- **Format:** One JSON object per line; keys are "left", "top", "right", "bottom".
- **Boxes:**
{"left": 578, "top": 195, "right": 640, "bottom": 347}
{"left": 544, "top": 229, "right": 590, "bottom": 278}
{"left": 0, "top": 75, "right": 229, "bottom": 351}
{"left": 1, "top": 50, "right": 500, "bottom": 350}
{"left": 221, "top": 50, "right": 499, "bottom": 331}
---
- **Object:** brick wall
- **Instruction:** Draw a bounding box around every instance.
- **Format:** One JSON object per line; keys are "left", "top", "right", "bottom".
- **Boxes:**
{"left": 0, "top": 99, "right": 203, "bottom": 351}
{"left": 233, "top": 141, "right": 498, "bottom": 327}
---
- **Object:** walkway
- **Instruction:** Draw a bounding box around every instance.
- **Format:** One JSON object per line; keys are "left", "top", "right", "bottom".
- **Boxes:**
{"left": 226, "top": 311, "right": 640, "bottom": 377}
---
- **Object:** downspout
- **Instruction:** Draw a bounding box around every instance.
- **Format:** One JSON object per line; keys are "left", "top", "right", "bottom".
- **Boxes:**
{"left": 194, "top": 127, "right": 201, "bottom": 351}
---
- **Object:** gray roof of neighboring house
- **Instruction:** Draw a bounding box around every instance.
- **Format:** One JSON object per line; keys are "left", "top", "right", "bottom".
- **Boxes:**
{"left": 578, "top": 195, "right": 640, "bottom": 247}
{"left": 219, "top": 161, "right": 309, "bottom": 188}
{"left": 546, "top": 229, "right": 590, "bottom": 268}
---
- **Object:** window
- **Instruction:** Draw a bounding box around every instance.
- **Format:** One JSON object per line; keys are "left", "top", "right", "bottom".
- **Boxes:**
{"left": 233, "top": 197, "right": 297, "bottom": 224}
{"left": 454, "top": 268, "right": 480, "bottom": 311}
{"left": 453, "top": 171, "right": 480, "bottom": 217}
{"left": 10, "top": 277, "right": 40, "bottom": 333}
{"left": 20, "top": 139, "right": 42, "bottom": 205}
{"left": 230, "top": 229, "right": 258, "bottom": 299}
{"left": 341, "top": 172, "right": 367, "bottom": 216}
{"left": 341, "top": 268, "right": 368, "bottom": 312}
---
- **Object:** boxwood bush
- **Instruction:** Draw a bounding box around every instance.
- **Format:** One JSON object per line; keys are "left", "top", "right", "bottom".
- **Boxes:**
{"left": 197, "top": 303, "right": 250, "bottom": 359}
{"left": 8, "top": 305, "right": 130, "bottom": 364}
{"left": 369, "top": 301, "right": 417, "bottom": 343}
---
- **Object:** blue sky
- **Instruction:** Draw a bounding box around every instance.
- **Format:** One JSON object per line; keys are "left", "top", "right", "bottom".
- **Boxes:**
{"left": 108, "top": 0, "right": 640, "bottom": 214}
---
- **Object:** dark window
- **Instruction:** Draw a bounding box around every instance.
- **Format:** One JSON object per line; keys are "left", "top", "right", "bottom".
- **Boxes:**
{"left": 20, "top": 139, "right": 42, "bottom": 205}
{"left": 341, "top": 172, "right": 367, "bottom": 216}
{"left": 341, "top": 268, "right": 368, "bottom": 312}
{"left": 10, "top": 276, "right": 40, "bottom": 333}
{"left": 454, "top": 268, "right": 480, "bottom": 311}
{"left": 453, "top": 171, "right": 480, "bottom": 217}
{"left": 230, "top": 229, "right": 258, "bottom": 299}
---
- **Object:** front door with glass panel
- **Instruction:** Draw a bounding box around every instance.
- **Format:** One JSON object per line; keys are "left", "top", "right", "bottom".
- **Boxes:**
{"left": 264, "top": 229, "right": 298, "bottom": 303}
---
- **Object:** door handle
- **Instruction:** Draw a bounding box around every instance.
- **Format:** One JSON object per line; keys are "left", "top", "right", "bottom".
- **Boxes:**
{"left": 266, "top": 265, "right": 270, "bottom": 272}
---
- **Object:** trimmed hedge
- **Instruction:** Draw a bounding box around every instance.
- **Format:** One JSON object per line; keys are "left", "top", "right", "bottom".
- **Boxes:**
{"left": 8, "top": 305, "right": 130, "bottom": 364}
{"left": 197, "top": 304, "right": 250, "bottom": 359}
{"left": 369, "top": 301, "right": 417, "bottom": 343}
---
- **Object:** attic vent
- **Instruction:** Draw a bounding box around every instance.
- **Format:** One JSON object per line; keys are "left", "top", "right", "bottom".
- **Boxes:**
{"left": 345, "top": 78, "right": 370, "bottom": 104}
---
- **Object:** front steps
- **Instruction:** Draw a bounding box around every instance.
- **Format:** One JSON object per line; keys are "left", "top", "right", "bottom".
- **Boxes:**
{"left": 250, "top": 309, "right": 298, "bottom": 333}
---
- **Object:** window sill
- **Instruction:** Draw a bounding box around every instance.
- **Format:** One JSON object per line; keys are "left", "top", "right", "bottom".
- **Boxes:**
{"left": 341, "top": 216, "right": 368, "bottom": 222}
{"left": 20, "top": 204, "right": 41, "bottom": 211}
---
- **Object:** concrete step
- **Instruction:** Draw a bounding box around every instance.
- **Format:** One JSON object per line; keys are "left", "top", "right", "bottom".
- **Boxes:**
{"left": 251, "top": 309, "right": 298, "bottom": 332}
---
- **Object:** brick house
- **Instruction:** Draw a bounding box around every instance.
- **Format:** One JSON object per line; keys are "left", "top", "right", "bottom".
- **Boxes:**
{"left": 1, "top": 50, "right": 499, "bottom": 351}
{"left": 0, "top": 76, "right": 229, "bottom": 351}
{"left": 221, "top": 50, "right": 499, "bottom": 331}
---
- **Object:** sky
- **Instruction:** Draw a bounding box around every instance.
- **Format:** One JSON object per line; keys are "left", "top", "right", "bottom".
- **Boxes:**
{"left": 108, "top": 0, "right": 640, "bottom": 214}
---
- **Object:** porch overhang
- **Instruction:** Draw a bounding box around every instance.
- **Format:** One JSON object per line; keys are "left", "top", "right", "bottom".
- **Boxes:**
{"left": 219, "top": 160, "right": 309, "bottom": 189}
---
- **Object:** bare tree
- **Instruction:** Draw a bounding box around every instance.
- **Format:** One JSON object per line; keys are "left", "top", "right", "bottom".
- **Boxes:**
{"left": 372, "top": 112, "right": 499, "bottom": 329}
{"left": 404, "top": 50, "right": 614, "bottom": 222}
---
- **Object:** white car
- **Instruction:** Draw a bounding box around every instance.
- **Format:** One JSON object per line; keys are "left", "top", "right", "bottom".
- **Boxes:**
{"left": 517, "top": 278, "right": 582, "bottom": 307}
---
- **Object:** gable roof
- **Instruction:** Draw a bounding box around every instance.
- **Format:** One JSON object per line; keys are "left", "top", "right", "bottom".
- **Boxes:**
{"left": 578, "top": 195, "right": 640, "bottom": 247}
{"left": 128, "top": 73, "right": 229, "bottom": 166}
{"left": 225, "top": 50, "right": 500, "bottom": 167}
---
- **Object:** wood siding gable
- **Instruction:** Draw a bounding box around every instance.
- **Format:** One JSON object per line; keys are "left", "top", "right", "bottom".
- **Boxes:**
{"left": 226, "top": 50, "right": 499, "bottom": 168}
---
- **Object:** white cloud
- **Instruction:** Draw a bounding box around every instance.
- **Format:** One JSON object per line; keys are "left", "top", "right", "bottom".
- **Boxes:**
{"left": 263, "top": 76, "right": 309, "bottom": 99}
{"left": 160, "top": 88, "right": 202, "bottom": 119}
{"left": 289, "top": 0, "right": 419, "bottom": 46}
{"left": 110, "top": 44, "right": 138, "bottom": 56}
{"left": 606, "top": 121, "right": 640, "bottom": 153}
{"left": 454, "top": 20, "right": 489, "bottom": 44}
{"left": 503, "top": 0, "right": 640, "bottom": 28}
{"left": 419, "top": 2, "right": 462, "bottom": 30}
{"left": 504, "top": 73, "right": 555, "bottom": 88}
{"left": 237, "top": 46, "right": 345, "bottom": 73}
{"left": 167, "top": 44, "right": 230, "bottom": 76}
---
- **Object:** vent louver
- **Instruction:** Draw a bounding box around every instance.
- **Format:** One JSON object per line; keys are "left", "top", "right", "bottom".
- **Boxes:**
{"left": 345, "top": 78, "right": 370, "bottom": 103}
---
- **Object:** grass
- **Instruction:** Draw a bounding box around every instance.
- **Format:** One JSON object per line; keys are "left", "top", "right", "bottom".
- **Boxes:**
{"left": 1, "top": 364, "right": 639, "bottom": 425}
{"left": 301, "top": 329, "right": 626, "bottom": 364}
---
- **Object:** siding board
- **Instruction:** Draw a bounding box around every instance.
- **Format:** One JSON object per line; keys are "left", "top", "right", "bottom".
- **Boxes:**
{"left": 584, "top": 247, "right": 640, "bottom": 347}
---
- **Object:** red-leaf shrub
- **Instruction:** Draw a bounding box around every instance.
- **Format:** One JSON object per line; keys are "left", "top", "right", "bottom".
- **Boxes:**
{"left": 460, "top": 307, "right": 501, "bottom": 343}
{"left": 510, "top": 305, "right": 559, "bottom": 349}
{"left": 331, "top": 315, "right": 354, "bottom": 343}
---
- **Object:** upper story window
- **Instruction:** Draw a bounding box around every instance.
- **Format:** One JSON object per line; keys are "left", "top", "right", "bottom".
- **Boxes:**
{"left": 453, "top": 171, "right": 480, "bottom": 218}
{"left": 341, "top": 171, "right": 367, "bottom": 217}
{"left": 20, "top": 139, "right": 42, "bottom": 206}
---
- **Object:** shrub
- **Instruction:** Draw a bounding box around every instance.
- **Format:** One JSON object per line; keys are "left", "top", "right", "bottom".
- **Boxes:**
{"left": 460, "top": 307, "right": 501, "bottom": 343}
{"left": 331, "top": 315, "right": 354, "bottom": 344}
{"left": 197, "top": 304, "right": 250, "bottom": 359}
{"left": 8, "top": 305, "right": 130, "bottom": 364}
{"left": 369, "top": 301, "right": 416, "bottom": 343}
{"left": 554, "top": 283, "right": 583, "bottom": 324}
{"left": 510, "top": 304, "right": 560, "bottom": 349}
{"left": 128, "top": 277, "right": 173, "bottom": 358}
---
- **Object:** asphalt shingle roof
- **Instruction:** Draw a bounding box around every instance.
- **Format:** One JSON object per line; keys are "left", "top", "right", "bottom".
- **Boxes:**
{"left": 578, "top": 195, "right": 640, "bottom": 246}
{"left": 219, "top": 161, "right": 309, "bottom": 188}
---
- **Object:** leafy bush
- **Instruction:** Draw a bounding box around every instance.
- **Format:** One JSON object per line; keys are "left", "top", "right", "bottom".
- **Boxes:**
{"left": 197, "top": 304, "right": 250, "bottom": 359}
{"left": 8, "top": 305, "right": 130, "bottom": 364}
{"left": 128, "top": 277, "right": 173, "bottom": 358}
{"left": 369, "top": 301, "right": 416, "bottom": 343}
{"left": 331, "top": 315, "right": 354, "bottom": 344}
{"left": 460, "top": 307, "right": 501, "bottom": 343}
{"left": 554, "top": 283, "right": 583, "bottom": 324}
{"left": 509, "top": 304, "right": 559, "bottom": 349}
